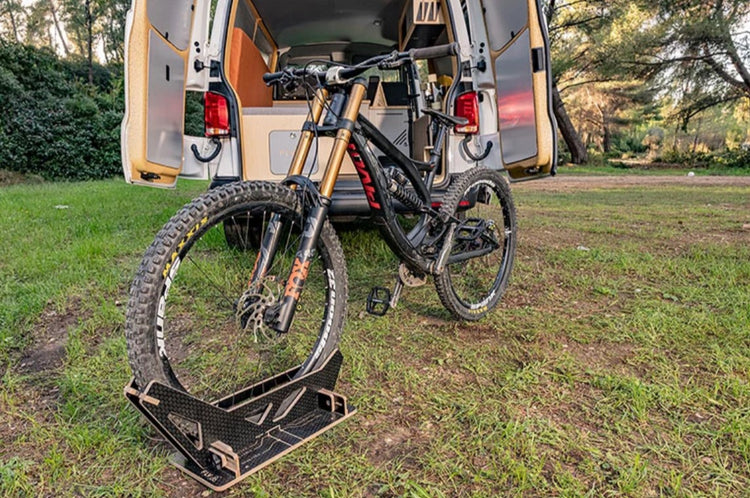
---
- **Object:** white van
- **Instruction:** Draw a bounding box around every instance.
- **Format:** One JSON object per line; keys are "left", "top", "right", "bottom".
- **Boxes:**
{"left": 121, "top": 0, "right": 557, "bottom": 215}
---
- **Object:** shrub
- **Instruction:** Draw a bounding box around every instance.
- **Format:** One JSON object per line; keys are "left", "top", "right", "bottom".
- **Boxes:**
{"left": 715, "top": 148, "right": 750, "bottom": 169}
{"left": 0, "top": 43, "right": 124, "bottom": 181}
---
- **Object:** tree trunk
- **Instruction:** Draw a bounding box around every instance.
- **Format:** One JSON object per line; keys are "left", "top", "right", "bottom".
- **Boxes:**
{"left": 691, "top": 118, "right": 703, "bottom": 155}
{"left": 602, "top": 118, "right": 611, "bottom": 153}
{"left": 86, "top": 0, "right": 93, "bottom": 85}
{"left": 552, "top": 83, "right": 588, "bottom": 164}
{"left": 594, "top": 101, "right": 612, "bottom": 153}
{"left": 49, "top": 0, "right": 70, "bottom": 57}
{"left": 5, "top": 0, "right": 20, "bottom": 42}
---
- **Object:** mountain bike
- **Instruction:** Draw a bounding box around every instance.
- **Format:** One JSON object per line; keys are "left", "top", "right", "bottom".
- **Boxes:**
{"left": 125, "top": 43, "right": 517, "bottom": 401}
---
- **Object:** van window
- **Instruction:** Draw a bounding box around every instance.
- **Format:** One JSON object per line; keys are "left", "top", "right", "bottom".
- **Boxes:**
{"left": 484, "top": 0, "right": 529, "bottom": 51}
{"left": 252, "top": 27, "right": 274, "bottom": 67}
{"left": 234, "top": 0, "right": 274, "bottom": 64}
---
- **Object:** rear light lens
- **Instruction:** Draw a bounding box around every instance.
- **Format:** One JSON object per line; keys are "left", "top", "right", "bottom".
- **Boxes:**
{"left": 204, "top": 92, "right": 230, "bottom": 137}
{"left": 455, "top": 91, "right": 479, "bottom": 134}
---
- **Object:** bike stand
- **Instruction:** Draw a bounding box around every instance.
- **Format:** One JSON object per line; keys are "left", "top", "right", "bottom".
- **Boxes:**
{"left": 124, "top": 351, "right": 355, "bottom": 492}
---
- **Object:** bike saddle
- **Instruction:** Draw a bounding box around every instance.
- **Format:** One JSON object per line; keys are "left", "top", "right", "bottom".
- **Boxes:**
{"left": 423, "top": 108, "right": 469, "bottom": 127}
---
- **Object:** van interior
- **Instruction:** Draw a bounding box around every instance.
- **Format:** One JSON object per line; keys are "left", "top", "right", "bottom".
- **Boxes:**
{"left": 125, "top": 0, "right": 556, "bottom": 190}
{"left": 225, "top": 0, "right": 454, "bottom": 185}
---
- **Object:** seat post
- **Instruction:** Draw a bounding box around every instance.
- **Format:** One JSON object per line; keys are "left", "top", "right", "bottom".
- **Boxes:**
{"left": 424, "top": 122, "right": 450, "bottom": 191}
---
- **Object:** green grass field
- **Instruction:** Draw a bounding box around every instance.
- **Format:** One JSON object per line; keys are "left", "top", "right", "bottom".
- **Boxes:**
{"left": 556, "top": 157, "right": 750, "bottom": 177}
{"left": 1, "top": 176, "right": 748, "bottom": 496}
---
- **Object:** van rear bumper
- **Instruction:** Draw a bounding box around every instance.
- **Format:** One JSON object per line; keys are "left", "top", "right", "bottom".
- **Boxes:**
{"left": 209, "top": 177, "right": 453, "bottom": 219}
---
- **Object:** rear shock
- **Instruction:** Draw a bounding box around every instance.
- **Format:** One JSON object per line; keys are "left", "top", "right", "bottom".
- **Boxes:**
{"left": 385, "top": 168, "right": 424, "bottom": 212}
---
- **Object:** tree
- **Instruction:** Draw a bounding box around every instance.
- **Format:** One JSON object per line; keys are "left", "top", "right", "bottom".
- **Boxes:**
{"left": 55, "top": 0, "right": 127, "bottom": 76}
{"left": 47, "top": 0, "right": 70, "bottom": 56}
{"left": 566, "top": 80, "right": 656, "bottom": 153}
{"left": 629, "top": 0, "right": 750, "bottom": 127}
{"left": 96, "top": 0, "right": 129, "bottom": 64}
{"left": 0, "top": 0, "right": 25, "bottom": 43}
{"left": 545, "top": 0, "right": 626, "bottom": 163}
{"left": 24, "top": 0, "right": 70, "bottom": 56}
{"left": 545, "top": 0, "right": 663, "bottom": 160}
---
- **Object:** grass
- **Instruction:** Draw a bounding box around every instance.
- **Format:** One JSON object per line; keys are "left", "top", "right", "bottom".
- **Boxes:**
{"left": 556, "top": 156, "right": 750, "bottom": 177}
{"left": 1, "top": 176, "right": 749, "bottom": 496}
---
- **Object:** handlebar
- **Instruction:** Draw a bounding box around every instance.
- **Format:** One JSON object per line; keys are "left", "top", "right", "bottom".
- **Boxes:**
{"left": 262, "top": 68, "right": 310, "bottom": 85}
{"left": 262, "top": 42, "right": 460, "bottom": 87}
{"left": 408, "top": 43, "right": 459, "bottom": 60}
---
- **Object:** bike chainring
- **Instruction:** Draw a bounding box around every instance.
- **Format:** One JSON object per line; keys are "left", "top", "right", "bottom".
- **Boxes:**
{"left": 399, "top": 263, "right": 427, "bottom": 287}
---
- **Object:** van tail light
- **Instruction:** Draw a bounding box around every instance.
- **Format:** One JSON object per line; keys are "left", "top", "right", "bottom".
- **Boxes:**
{"left": 455, "top": 91, "right": 479, "bottom": 135}
{"left": 204, "top": 92, "right": 231, "bottom": 137}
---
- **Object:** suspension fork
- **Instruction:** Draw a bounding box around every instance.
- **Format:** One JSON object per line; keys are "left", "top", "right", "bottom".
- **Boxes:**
{"left": 261, "top": 81, "right": 368, "bottom": 334}
{"left": 248, "top": 89, "right": 330, "bottom": 286}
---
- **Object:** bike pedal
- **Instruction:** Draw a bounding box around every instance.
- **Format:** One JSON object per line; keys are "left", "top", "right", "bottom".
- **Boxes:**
{"left": 366, "top": 287, "right": 391, "bottom": 316}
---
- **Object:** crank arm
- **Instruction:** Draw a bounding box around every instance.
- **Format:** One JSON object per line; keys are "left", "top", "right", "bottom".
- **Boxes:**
{"left": 446, "top": 242, "right": 499, "bottom": 265}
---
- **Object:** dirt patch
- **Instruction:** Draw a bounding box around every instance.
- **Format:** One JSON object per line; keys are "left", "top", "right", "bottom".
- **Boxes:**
{"left": 161, "top": 466, "right": 209, "bottom": 497}
{"left": 0, "top": 299, "right": 88, "bottom": 459}
{"left": 18, "top": 297, "right": 85, "bottom": 374}
{"left": 562, "top": 340, "right": 640, "bottom": 376}
{"left": 514, "top": 175, "right": 750, "bottom": 192}
{"left": 0, "top": 379, "right": 62, "bottom": 466}
{"left": 0, "top": 169, "right": 45, "bottom": 186}
{"left": 365, "top": 425, "right": 417, "bottom": 465}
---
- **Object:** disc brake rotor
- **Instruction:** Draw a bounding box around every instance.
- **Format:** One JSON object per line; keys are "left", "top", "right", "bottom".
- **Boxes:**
{"left": 236, "top": 277, "right": 283, "bottom": 343}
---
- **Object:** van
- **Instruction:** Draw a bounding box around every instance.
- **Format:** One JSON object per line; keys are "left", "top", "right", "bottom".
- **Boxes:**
{"left": 121, "top": 0, "right": 557, "bottom": 215}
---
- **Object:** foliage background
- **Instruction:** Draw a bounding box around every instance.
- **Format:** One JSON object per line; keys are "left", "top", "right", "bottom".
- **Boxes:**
{"left": 0, "top": 0, "right": 748, "bottom": 181}
{"left": 0, "top": 43, "right": 123, "bottom": 180}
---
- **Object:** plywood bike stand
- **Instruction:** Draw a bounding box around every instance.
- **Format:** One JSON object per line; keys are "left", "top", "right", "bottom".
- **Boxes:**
{"left": 124, "top": 351, "right": 355, "bottom": 491}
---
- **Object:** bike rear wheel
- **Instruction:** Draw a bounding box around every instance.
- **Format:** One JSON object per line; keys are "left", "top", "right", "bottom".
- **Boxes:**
{"left": 434, "top": 168, "right": 517, "bottom": 320}
{"left": 125, "top": 182, "right": 347, "bottom": 401}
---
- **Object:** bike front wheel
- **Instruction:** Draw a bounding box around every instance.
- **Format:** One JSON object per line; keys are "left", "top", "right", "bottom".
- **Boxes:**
{"left": 434, "top": 168, "right": 517, "bottom": 321}
{"left": 125, "top": 182, "right": 348, "bottom": 401}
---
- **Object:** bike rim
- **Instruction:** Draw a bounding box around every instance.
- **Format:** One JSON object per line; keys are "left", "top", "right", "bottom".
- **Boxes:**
{"left": 447, "top": 179, "right": 513, "bottom": 312}
{"left": 155, "top": 204, "right": 335, "bottom": 401}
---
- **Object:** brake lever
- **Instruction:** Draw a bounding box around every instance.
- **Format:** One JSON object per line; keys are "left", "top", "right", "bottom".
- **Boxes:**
{"left": 378, "top": 60, "right": 404, "bottom": 70}
{"left": 377, "top": 50, "right": 408, "bottom": 70}
{"left": 280, "top": 69, "right": 300, "bottom": 92}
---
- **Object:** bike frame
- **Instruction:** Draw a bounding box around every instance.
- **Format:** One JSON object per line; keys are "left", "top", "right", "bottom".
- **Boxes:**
{"left": 255, "top": 78, "right": 453, "bottom": 334}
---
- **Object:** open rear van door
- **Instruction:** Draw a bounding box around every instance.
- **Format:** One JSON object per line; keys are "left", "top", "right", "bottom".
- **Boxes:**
{"left": 482, "top": 0, "right": 557, "bottom": 180}
{"left": 121, "top": 0, "right": 212, "bottom": 188}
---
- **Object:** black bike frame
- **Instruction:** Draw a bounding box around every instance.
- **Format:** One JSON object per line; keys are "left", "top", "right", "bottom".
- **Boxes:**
{"left": 348, "top": 117, "right": 446, "bottom": 274}
{"left": 259, "top": 81, "right": 452, "bottom": 334}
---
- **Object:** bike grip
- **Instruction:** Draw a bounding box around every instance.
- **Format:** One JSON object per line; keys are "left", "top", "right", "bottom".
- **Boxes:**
{"left": 409, "top": 43, "right": 459, "bottom": 60}
{"left": 262, "top": 71, "right": 284, "bottom": 85}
